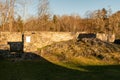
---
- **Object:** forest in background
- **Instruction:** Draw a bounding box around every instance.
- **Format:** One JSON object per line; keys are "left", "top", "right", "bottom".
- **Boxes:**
{"left": 0, "top": 0, "right": 120, "bottom": 38}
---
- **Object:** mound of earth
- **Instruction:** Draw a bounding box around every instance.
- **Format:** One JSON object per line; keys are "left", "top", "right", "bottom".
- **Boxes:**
{"left": 40, "top": 38, "right": 120, "bottom": 64}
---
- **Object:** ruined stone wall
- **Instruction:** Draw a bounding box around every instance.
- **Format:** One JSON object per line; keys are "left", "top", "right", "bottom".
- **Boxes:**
{"left": 0, "top": 31, "right": 115, "bottom": 52}
{"left": 0, "top": 32, "right": 22, "bottom": 44}
{"left": 23, "top": 32, "right": 74, "bottom": 51}
{"left": 76, "top": 32, "right": 115, "bottom": 42}
{"left": 96, "top": 33, "right": 115, "bottom": 42}
{"left": 0, "top": 32, "right": 74, "bottom": 52}
{"left": 0, "top": 32, "right": 22, "bottom": 50}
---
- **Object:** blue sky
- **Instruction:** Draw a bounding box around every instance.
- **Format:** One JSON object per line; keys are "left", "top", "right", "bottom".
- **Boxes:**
{"left": 26, "top": 0, "right": 120, "bottom": 18}
{"left": 49, "top": 0, "right": 120, "bottom": 17}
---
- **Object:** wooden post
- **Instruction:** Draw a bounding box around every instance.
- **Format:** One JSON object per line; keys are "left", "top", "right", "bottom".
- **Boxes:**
{"left": 22, "top": 33, "right": 24, "bottom": 52}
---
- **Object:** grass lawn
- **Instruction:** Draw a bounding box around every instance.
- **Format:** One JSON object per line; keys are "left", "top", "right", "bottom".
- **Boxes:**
{"left": 0, "top": 57, "right": 120, "bottom": 80}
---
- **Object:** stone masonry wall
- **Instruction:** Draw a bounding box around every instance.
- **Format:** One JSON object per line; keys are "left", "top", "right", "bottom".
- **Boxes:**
{"left": 23, "top": 32, "right": 74, "bottom": 52}
{"left": 96, "top": 33, "right": 115, "bottom": 42}
{"left": 0, "top": 32, "right": 22, "bottom": 50}
{"left": 0, "top": 31, "right": 115, "bottom": 52}
{"left": 0, "top": 32, "right": 22, "bottom": 44}
{"left": 0, "top": 32, "right": 74, "bottom": 52}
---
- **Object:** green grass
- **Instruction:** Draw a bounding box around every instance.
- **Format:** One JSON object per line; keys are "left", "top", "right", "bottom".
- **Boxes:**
{"left": 0, "top": 58, "right": 120, "bottom": 80}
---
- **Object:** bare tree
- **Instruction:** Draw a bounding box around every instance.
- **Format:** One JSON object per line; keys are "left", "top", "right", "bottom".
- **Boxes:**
{"left": 0, "top": 0, "right": 9, "bottom": 31}
{"left": 37, "top": 0, "right": 50, "bottom": 31}
{"left": 15, "top": 0, "right": 32, "bottom": 32}
{"left": 8, "top": 0, "right": 15, "bottom": 32}
{"left": 38, "top": 0, "right": 49, "bottom": 18}
{"left": 109, "top": 11, "right": 120, "bottom": 34}
{"left": 0, "top": 0, "right": 15, "bottom": 32}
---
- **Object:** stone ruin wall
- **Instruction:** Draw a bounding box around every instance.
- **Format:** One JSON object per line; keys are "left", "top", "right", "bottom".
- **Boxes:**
{"left": 96, "top": 33, "right": 115, "bottom": 42}
{"left": 0, "top": 32, "right": 74, "bottom": 52}
{"left": 0, "top": 32, "right": 22, "bottom": 50}
{"left": 24, "top": 32, "right": 74, "bottom": 52}
{"left": 76, "top": 32, "right": 115, "bottom": 42}
{"left": 0, "top": 31, "right": 115, "bottom": 52}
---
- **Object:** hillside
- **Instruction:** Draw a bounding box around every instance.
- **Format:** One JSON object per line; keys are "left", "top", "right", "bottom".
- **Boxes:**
{"left": 1, "top": 38, "right": 120, "bottom": 80}
{"left": 40, "top": 38, "right": 120, "bottom": 66}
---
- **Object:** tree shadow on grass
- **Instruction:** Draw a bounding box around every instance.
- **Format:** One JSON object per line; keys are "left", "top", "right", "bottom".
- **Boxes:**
{"left": 0, "top": 50, "right": 120, "bottom": 80}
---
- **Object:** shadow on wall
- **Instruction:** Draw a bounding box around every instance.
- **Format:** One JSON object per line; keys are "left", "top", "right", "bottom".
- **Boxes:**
{"left": 114, "top": 39, "right": 120, "bottom": 44}
{"left": 7, "top": 34, "right": 24, "bottom": 53}
{"left": 8, "top": 42, "right": 23, "bottom": 53}
{"left": 77, "top": 33, "right": 96, "bottom": 41}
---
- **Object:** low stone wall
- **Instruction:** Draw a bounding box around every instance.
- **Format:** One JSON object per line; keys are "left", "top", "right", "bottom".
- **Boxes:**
{"left": 0, "top": 32, "right": 74, "bottom": 52}
{"left": 23, "top": 32, "right": 74, "bottom": 51}
{"left": 0, "top": 32, "right": 22, "bottom": 44}
{"left": 0, "top": 31, "right": 115, "bottom": 52}
{"left": 96, "top": 33, "right": 115, "bottom": 42}
{"left": 76, "top": 32, "right": 115, "bottom": 42}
